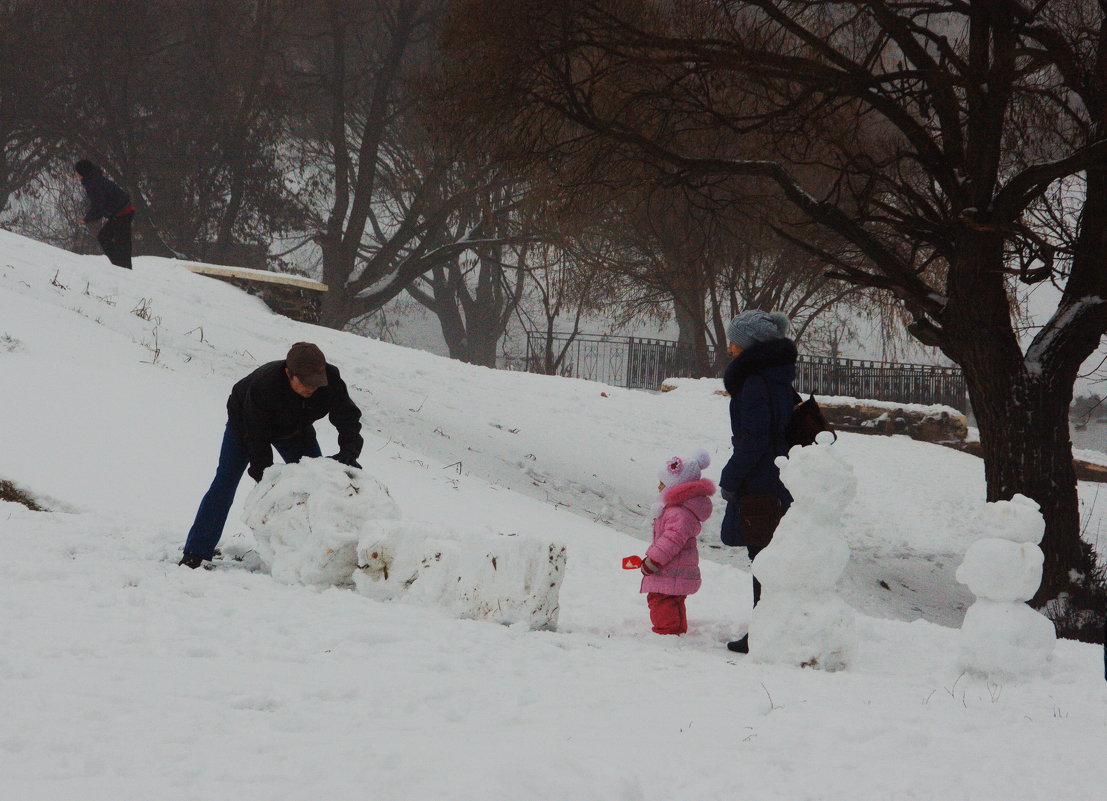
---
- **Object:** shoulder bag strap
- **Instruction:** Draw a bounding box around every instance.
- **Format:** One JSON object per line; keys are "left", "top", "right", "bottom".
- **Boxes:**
{"left": 761, "top": 375, "right": 782, "bottom": 455}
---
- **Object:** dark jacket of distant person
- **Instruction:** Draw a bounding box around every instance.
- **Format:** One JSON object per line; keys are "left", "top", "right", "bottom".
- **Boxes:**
{"left": 80, "top": 165, "right": 131, "bottom": 224}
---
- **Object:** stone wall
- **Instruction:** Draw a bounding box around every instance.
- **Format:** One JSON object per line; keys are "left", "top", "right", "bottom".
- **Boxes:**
{"left": 820, "top": 403, "right": 968, "bottom": 443}
{"left": 661, "top": 380, "right": 969, "bottom": 444}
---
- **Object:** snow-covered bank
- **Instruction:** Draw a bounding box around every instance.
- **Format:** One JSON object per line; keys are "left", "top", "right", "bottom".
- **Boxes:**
{"left": 1, "top": 229, "right": 1104, "bottom": 800}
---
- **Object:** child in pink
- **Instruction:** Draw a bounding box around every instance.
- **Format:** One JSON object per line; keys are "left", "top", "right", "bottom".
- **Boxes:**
{"left": 639, "top": 449, "right": 716, "bottom": 634}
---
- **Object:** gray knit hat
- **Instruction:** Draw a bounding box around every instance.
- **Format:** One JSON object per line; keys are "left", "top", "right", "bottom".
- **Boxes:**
{"left": 726, "top": 310, "right": 790, "bottom": 349}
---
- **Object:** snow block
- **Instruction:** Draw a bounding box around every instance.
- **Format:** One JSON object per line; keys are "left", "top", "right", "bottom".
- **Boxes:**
{"left": 242, "top": 458, "right": 400, "bottom": 587}
{"left": 955, "top": 538, "right": 1044, "bottom": 602}
{"left": 959, "top": 599, "right": 1056, "bottom": 677}
{"left": 354, "top": 520, "right": 566, "bottom": 631}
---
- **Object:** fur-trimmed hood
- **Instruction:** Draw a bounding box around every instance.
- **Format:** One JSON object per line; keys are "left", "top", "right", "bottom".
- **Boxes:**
{"left": 723, "top": 337, "right": 797, "bottom": 397}
{"left": 652, "top": 478, "right": 716, "bottom": 520}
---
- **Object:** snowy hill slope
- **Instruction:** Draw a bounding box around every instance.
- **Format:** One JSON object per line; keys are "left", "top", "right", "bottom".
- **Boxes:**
{"left": 0, "top": 229, "right": 1104, "bottom": 801}
{"left": 4, "top": 230, "right": 1104, "bottom": 626}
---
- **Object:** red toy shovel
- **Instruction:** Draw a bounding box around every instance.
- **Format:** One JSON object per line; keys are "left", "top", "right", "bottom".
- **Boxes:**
{"left": 622, "top": 555, "right": 643, "bottom": 570}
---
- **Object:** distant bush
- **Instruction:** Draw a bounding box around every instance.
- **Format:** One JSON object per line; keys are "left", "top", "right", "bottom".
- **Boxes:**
{"left": 1047, "top": 544, "right": 1107, "bottom": 645}
{"left": 0, "top": 479, "right": 44, "bottom": 511}
{"left": 1071, "top": 394, "right": 1107, "bottom": 424}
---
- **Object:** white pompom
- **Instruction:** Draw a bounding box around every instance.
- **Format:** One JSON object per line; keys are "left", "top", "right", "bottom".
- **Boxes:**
{"left": 691, "top": 448, "right": 711, "bottom": 469}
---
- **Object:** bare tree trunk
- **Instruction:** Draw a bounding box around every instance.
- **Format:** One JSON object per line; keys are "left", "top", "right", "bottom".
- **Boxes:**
{"left": 411, "top": 243, "right": 525, "bottom": 367}
{"left": 437, "top": 305, "right": 473, "bottom": 361}
{"left": 671, "top": 287, "right": 712, "bottom": 377}
{"left": 319, "top": 238, "right": 356, "bottom": 328}
{"left": 968, "top": 367, "right": 1086, "bottom": 607}
{"left": 945, "top": 233, "right": 1098, "bottom": 611}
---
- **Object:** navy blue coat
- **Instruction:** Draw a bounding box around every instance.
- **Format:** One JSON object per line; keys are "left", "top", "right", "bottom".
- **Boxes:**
{"left": 81, "top": 167, "right": 131, "bottom": 223}
{"left": 719, "top": 337, "right": 797, "bottom": 546}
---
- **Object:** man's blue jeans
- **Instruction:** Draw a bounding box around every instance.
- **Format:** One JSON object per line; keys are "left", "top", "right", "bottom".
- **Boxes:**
{"left": 184, "top": 423, "right": 320, "bottom": 560}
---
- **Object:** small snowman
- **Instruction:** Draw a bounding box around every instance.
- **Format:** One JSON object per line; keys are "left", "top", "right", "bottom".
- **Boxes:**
{"left": 955, "top": 494, "right": 1056, "bottom": 677}
{"left": 748, "top": 431, "right": 858, "bottom": 670}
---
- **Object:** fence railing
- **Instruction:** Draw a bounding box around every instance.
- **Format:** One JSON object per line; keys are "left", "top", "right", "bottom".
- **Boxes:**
{"left": 521, "top": 331, "right": 969, "bottom": 412}
{"left": 522, "top": 332, "right": 696, "bottom": 391}
{"left": 794, "top": 355, "right": 968, "bottom": 411}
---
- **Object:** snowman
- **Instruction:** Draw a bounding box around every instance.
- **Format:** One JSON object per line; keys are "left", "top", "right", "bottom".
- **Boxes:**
{"left": 748, "top": 431, "right": 858, "bottom": 670}
{"left": 955, "top": 494, "right": 1056, "bottom": 677}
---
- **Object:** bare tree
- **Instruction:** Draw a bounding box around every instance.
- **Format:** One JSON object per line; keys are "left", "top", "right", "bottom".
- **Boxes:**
{"left": 35, "top": 0, "right": 301, "bottom": 261}
{"left": 0, "top": 0, "right": 66, "bottom": 221}
{"left": 514, "top": 239, "right": 612, "bottom": 375}
{"left": 404, "top": 184, "right": 528, "bottom": 366}
{"left": 284, "top": 0, "right": 514, "bottom": 330}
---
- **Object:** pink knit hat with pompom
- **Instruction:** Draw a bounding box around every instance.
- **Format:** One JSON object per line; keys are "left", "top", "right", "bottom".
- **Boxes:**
{"left": 658, "top": 449, "right": 711, "bottom": 490}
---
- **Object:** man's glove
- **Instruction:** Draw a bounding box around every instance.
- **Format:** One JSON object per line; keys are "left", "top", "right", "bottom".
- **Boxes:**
{"left": 247, "top": 463, "right": 265, "bottom": 482}
{"left": 640, "top": 557, "right": 661, "bottom": 576}
{"left": 330, "top": 453, "right": 362, "bottom": 470}
{"left": 720, "top": 487, "right": 736, "bottom": 503}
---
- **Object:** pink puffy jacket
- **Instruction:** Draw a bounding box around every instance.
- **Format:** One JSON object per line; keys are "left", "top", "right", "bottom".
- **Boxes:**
{"left": 641, "top": 478, "right": 716, "bottom": 596}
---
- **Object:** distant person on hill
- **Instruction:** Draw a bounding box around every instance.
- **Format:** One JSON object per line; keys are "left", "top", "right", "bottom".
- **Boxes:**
{"left": 179, "top": 342, "right": 364, "bottom": 569}
{"left": 719, "top": 310, "right": 796, "bottom": 653}
{"left": 636, "top": 449, "right": 716, "bottom": 635}
{"left": 74, "top": 159, "right": 135, "bottom": 269}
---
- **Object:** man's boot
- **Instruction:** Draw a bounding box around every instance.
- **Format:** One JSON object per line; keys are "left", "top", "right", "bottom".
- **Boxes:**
{"left": 178, "top": 553, "right": 205, "bottom": 569}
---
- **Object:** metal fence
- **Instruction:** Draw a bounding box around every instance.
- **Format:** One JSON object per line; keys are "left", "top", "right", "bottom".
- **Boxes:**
{"left": 522, "top": 332, "right": 696, "bottom": 390}
{"left": 522, "top": 330, "right": 969, "bottom": 411}
{"left": 794, "top": 355, "right": 968, "bottom": 411}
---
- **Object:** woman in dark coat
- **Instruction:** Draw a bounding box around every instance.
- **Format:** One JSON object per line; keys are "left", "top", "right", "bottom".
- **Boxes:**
{"left": 718, "top": 310, "right": 796, "bottom": 652}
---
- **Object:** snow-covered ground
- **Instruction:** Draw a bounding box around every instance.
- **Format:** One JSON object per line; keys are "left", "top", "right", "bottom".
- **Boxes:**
{"left": 0, "top": 229, "right": 1103, "bottom": 801}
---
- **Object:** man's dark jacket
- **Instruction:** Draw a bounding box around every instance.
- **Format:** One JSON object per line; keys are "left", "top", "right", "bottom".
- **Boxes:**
{"left": 719, "top": 337, "right": 797, "bottom": 546}
{"left": 227, "top": 360, "right": 363, "bottom": 478}
{"left": 81, "top": 167, "right": 131, "bottom": 223}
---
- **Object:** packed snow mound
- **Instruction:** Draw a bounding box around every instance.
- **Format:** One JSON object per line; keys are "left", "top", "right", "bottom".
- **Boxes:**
{"left": 750, "top": 434, "right": 858, "bottom": 670}
{"left": 354, "top": 520, "right": 566, "bottom": 630}
{"left": 777, "top": 430, "right": 858, "bottom": 525}
{"left": 243, "top": 458, "right": 400, "bottom": 586}
{"left": 956, "top": 494, "right": 1055, "bottom": 676}
{"left": 978, "top": 493, "right": 1045, "bottom": 544}
{"left": 753, "top": 433, "right": 854, "bottom": 591}
{"left": 959, "top": 600, "right": 1057, "bottom": 677}
{"left": 752, "top": 522, "right": 851, "bottom": 592}
{"left": 241, "top": 459, "right": 567, "bottom": 629}
{"left": 749, "top": 595, "right": 858, "bottom": 670}
{"left": 955, "top": 538, "right": 1044, "bottom": 603}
